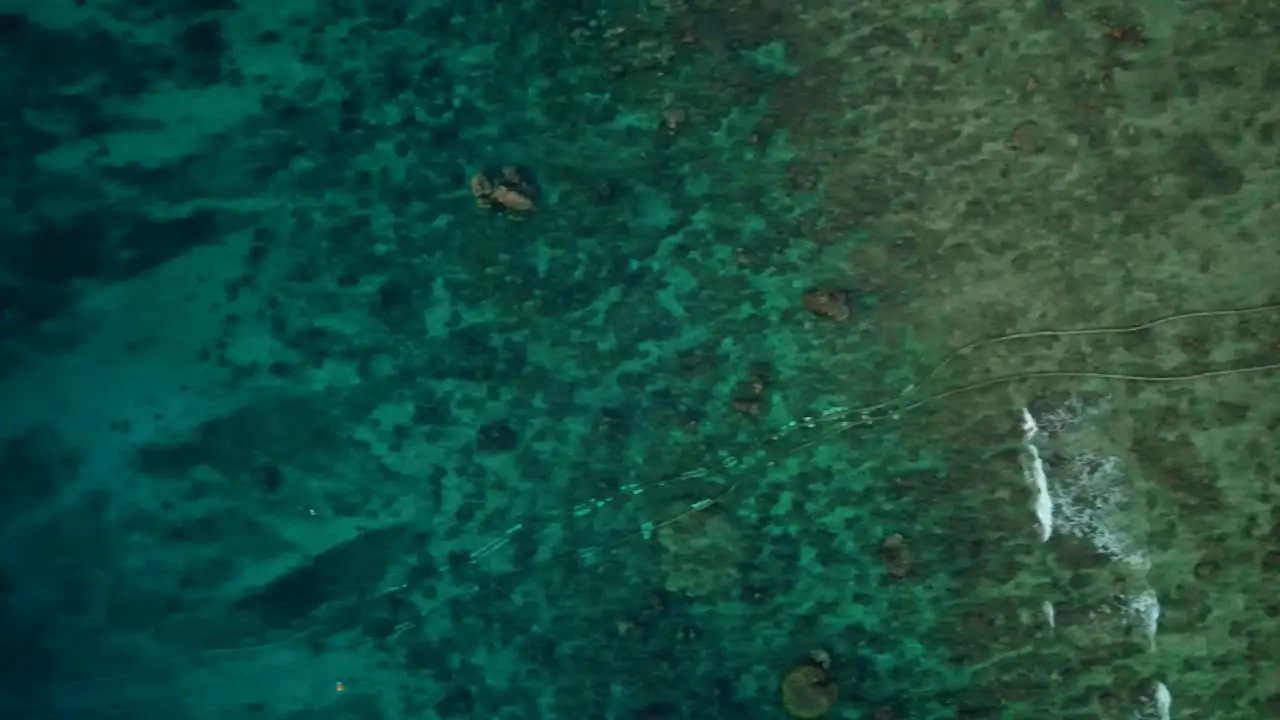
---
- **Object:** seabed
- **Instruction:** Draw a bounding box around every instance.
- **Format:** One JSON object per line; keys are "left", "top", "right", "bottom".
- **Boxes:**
{"left": 1, "top": 1, "right": 1278, "bottom": 719}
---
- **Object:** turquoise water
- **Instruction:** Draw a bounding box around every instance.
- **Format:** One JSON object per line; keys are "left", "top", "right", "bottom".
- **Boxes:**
{"left": 4, "top": 1, "right": 1279, "bottom": 719}
{"left": 0, "top": 2, "right": 968, "bottom": 717}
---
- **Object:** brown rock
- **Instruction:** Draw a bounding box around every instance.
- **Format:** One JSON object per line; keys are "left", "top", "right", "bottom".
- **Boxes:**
{"left": 491, "top": 186, "right": 535, "bottom": 211}
{"left": 470, "top": 172, "right": 493, "bottom": 207}
{"left": 1009, "top": 120, "right": 1043, "bottom": 153}
{"left": 781, "top": 664, "right": 838, "bottom": 718}
{"left": 802, "top": 287, "right": 850, "bottom": 321}
{"left": 881, "top": 533, "right": 912, "bottom": 578}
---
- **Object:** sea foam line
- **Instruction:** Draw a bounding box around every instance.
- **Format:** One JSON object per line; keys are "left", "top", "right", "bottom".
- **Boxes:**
{"left": 1020, "top": 407, "right": 1053, "bottom": 542}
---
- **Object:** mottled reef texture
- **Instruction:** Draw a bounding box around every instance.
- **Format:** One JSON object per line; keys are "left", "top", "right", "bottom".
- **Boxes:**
{"left": 0, "top": 1, "right": 1278, "bottom": 719}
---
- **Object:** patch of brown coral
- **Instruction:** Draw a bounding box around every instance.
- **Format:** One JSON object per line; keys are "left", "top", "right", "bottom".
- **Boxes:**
{"left": 801, "top": 287, "right": 850, "bottom": 321}
{"left": 781, "top": 664, "right": 838, "bottom": 719}
{"left": 469, "top": 168, "right": 535, "bottom": 212}
{"left": 880, "top": 532, "right": 912, "bottom": 579}
{"left": 469, "top": 172, "right": 493, "bottom": 207}
{"left": 490, "top": 185, "right": 534, "bottom": 211}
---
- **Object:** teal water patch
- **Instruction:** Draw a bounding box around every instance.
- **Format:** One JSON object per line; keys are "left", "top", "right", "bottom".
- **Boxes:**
{"left": 0, "top": 1, "right": 979, "bottom": 719}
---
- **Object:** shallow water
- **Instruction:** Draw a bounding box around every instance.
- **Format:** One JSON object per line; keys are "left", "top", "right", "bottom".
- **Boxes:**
{"left": 1, "top": 1, "right": 1279, "bottom": 719}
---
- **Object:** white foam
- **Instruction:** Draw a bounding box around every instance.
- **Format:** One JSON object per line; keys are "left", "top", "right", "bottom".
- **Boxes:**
{"left": 1041, "top": 432, "right": 1150, "bottom": 574}
{"left": 1131, "top": 589, "right": 1160, "bottom": 650}
{"left": 1021, "top": 399, "right": 1163, "bottom": 660}
{"left": 1154, "top": 681, "right": 1171, "bottom": 720}
{"left": 1019, "top": 408, "right": 1053, "bottom": 542}
{"left": 1130, "top": 681, "right": 1174, "bottom": 720}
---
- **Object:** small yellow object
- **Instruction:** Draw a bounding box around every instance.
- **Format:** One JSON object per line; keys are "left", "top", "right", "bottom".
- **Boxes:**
{"left": 335, "top": 681, "right": 346, "bottom": 692}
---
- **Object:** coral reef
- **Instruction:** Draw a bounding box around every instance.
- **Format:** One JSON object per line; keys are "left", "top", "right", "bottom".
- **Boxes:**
{"left": 470, "top": 166, "right": 536, "bottom": 212}
{"left": 802, "top": 287, "right": 850, "bottom": 321}
{"left": 781, "top": 663, "right": 839, "bottom": 718}
{"left": 2, "top": 0, "right": 1278, "bottom": 718}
